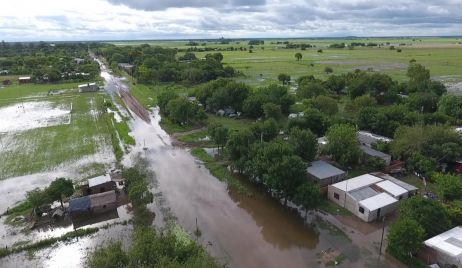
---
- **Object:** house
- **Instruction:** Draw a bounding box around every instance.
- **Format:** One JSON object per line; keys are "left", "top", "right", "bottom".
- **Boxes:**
{"left": 357, "top": 131, "right": 393, "bottom": 147}
{"left": 423, "top": 226, "right": 462, "bottom": 268}
{"left": 87, "top": 174, "right": 116, "bottom": 195}
{"left": 69, "top": 190, "right": 117, "bottom": 216}
{"left": 360, "top": 145, "right": 392, "bottom": 166}
{"left": 18, "top": 76, "right": 31, "bottom": 84}
{"left": 216, "top": 107, "right": 236, "bottom": 117}
{"left": 78, "top": 82, "right": 99, "bottom": 93}
{"left": 118, "top": 63, "right": 134, "bottom": 73}
{"left": 327, "top": 174, "right": 415, "bottom": 222}
{"left": 73, "top": 58, "right": 85, "bottom": 64}
{"left": 0, "top": 70, "right": 9, "bottom": 75}
{"left": 307, "top": 160, "right": 347, "bottom": 188}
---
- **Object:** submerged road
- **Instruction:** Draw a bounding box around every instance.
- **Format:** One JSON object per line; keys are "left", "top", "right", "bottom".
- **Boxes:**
{"left": 99, "top": 61, "right": 404, "bottom": 268}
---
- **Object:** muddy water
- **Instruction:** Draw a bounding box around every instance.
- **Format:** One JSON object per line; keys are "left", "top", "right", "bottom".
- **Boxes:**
{"left": 122, "top": 109, "right": 369, "bottom": 268}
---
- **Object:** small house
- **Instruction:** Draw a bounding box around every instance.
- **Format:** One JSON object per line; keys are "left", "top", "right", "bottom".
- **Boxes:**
{"left": 118, "top": 63, "right": 134, "bottom": 73}
{"left": 307, "top": 160, "right": 347, "bottom": 188}
{"left": 18, "top": 76, "right": 31, "bottom": 84}
{"left": 360, "top": 145, "right": 392, "bottom": 166}
{"left": 69, "top": 190, "right": 117, "bottom": 216}
{"left": 423, "top": 226, "right": 462, "bottom": 268}
{"left": 357, "top": 131, "right": 393, "bottom": 147}
{"left": 328, "top": 174, "right": 415, "bottom": 222}
{"left": 87, "top": 174, "right": 116, "bottom": 195}
{"left": 78, "top": 82, "right": 99, "bottom": 93}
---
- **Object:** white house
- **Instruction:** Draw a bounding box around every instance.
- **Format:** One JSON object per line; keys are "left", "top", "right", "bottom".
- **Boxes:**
{"left": 327, "top": 173, "right": 415, "bottom": 222}
{"left": 424, "top": 226, "right": 462, "bottom": 268}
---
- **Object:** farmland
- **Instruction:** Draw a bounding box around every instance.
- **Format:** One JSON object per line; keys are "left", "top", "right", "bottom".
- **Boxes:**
{"left": 0, "top": 81, "right": 119, "bottom": 180}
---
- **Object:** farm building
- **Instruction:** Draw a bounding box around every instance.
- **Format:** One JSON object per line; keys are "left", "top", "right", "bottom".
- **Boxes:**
{"left": 69, "top": 190, "right": 117, "bottom": 216}
{"left": 78, "top": 82, "right": 99, "bottom": 93}
{"left": 307, "top": 160, "right": 347, "bottom": 187}
{"left": 18, "top": 76, "right": 31, "bottom": 84}
{"left": 360, "top": 145, "right": 392, "bottom": 166}
{"left": 86, "top": 174, "right": 116, "bottom": 195}
{"left": 118, "top": 63, "right": 134, "bottom": 73}
{"left": 357, "top": 131, "right": 393, "bottom": 147}
{"left": 423, "top": 226, "right": 462, "bottom": 268}
{"left": 327, "top": 174, "right": 415, "bottom": 222}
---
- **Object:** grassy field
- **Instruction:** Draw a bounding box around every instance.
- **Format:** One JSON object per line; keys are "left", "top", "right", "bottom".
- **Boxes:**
{"left": 0, "top": 82, "right": 120, "bottom": 180}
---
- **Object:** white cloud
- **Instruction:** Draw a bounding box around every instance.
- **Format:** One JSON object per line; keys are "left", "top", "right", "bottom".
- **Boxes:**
{"left": 0, "top": 0, "right": 460, "bottom": 41}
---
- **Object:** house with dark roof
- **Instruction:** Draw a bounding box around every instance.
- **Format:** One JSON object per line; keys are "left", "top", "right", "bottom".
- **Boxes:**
{"left": 307, "top": 160, "right": 347, "bottom": 187}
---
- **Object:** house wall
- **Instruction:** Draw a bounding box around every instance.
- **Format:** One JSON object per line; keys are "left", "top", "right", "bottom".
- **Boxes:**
{"left": 361, "top": 202, "right": 398, "bottom": 222}
{"left": 91, "top": 201, "right": 117, "bottom": 214}
{"left": 89, "top": 181, "right": 116, "bottom": 195}
{"left": 327, "top": 185, "right": 346, "bottom": 207}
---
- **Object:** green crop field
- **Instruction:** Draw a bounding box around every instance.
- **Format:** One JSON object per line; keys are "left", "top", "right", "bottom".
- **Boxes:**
{"left": 0, "top": 82, "right": 120, "bottom": 180}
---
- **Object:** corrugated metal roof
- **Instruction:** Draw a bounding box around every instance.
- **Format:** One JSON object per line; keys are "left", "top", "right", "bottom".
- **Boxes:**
{"left": 88, "top": 174, "right": 111, "bottom": 188}
{"left": 90, "top": 190, "right": 116, "bottom": 207}
{"left": 372, "top": 173, "right": 418, "bottom": 192}
{"left": 357, "top": 131, "right": 393, "bottom": 146}
{"left": 360, "top": 145, "right": 391, "bottom": 158}
{"left": 331, "top": 174, "right": 383, "bottom": 192}
{"left": 425, "top": 226, "right": 462, "bottom": 258}
{"left": 375, "top": 180, "right": 407, "bottom": 197}
{"left": 307, "top": 160, "right": 346, "bottom": 180}
{"left": 359, "top": 192, "right": 397, "bottom": 211}
{"left": 69, "top": 196, "right": 91, "bottom": 213}
{"left": 348, "top": 186, "right": 378, "bottom": 201}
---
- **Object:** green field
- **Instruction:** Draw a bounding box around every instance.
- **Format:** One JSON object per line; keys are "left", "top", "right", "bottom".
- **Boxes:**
{"left": 0, "top": 82, "right": 121, "bottom": 180}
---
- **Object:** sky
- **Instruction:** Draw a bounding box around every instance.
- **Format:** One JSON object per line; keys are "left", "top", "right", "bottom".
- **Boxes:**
{"left": 0, "top": 0, "right": 461, "bottom": 41}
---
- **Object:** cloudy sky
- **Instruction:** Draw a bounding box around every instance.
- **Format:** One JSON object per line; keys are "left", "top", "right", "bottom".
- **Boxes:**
{"left": 0, "top": 0, "right": 461, "bottom": 41}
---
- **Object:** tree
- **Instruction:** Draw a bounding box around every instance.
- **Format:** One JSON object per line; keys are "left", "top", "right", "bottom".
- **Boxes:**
{"left": 208, "top": 123, "right": 229, "bottom": 152}
{"left": 294, "top": 181, "right": 321, "bottom": 217}
{"left": 387, "top": 218, "right": 425, "bottom": 260}
{"left": 47, "top": 178, "right": 74, "bottom": 207}
{"left": 287, "top": 108, "right": 329, "bottom": 137}
{"left": 438, "top": 94, "right": 462, "bottom": 119}
{"left": 262, "top": 102, "right": 282, "bottom": 120}
{"left": 158, "top": 91, "right": 179, "bottom": 112}
{"left": 166, "top": 98, "right": 206, "bottom": 125}
{"left": 297, "top": 81, "right": 327, "bottom": 99}
{"left": 445, "top": 200, "right": 462, "bottom": 226}
{"left": 326, "top": 124, "right": 360, "bottom": 166}
{"left": 399, "top": 196, "right": 451, "bottom": 237}
{"left": 226, "top": 129, "right": 255, "bottom": 172}
{"left": 288, "top": 128, "right": 317, "bottom": 162}
{"left": 27, "top": 188, "right": 51, "bottom": 209}
{"left": 294, "top": 52, "right": 302, "bottom": 61}
{"left": 242, "top": 94, "right": 267, "bottom": 118}
{"left": 277, "top": 73, "right": 291, "bottom": 85}
{"left": 325, "top": 75, "right": 346, "bottom": 94}
{"left": 251, "top": 118, "right": 279, "bottom": 142}
{"left": 313, "top": 96, "right": 338, "bottom": 116}
{"left": 324, "top": 66, "right": 333, "bottom": 74}
{"left": 433, "top": 173, "right": 462, "bottom": 202}
{"left": 407, "top": 63, "right": 430, "bottom": 92}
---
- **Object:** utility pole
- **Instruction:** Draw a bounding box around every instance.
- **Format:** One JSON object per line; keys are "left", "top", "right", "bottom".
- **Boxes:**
{"left": 378, "top": 216, "right": 386, "bottom": 262}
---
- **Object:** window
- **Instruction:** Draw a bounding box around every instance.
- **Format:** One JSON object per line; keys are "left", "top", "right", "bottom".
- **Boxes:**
{"left": 334, "top": 193, "right": 340, "bottom": 200}
{"left": 359, "top": 207, "right": 365, "bottom": 214}
{"left": 399, "top": 196, "right": 403, "bottom": 200}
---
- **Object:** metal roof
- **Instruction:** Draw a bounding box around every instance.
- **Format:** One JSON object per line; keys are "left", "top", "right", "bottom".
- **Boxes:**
{"left": 89, "top": 190, "right": 116, "bottom": 207}
{"left": 360, "top": 145, "right": 391, "bottom": 158}
{"left": 372, "top": 173, "right": 418, "bottom": 192}
{"left": 331, "top": 174, "right": 383, "bottom": 192}
{"left": 348, "top": 186, "right": 378, "bottom": 201}
{"left": 425, "top": 226, "right": 462, "bottom": 259}
{"left": 18, "top": 76, "right": 31, "bottom": 80}
{"left": 88, "top": 174, "right": 111, "bottom": 188}
{"left": 357, "top": 131, "right": 393, "bottom": 146}
{"left": 69, "top": 196, "right": 91, "bottom": 213}
{"left": 375, "top": 180, "right": 407, "bottom": 197}
{"left": 307, "top": 160, "right": 346, "bottom": 180}
{"left": 359, "top": 192, "right": 397, "bottom": 211}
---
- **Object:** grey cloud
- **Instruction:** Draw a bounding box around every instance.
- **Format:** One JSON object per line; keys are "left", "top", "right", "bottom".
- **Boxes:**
{"left": 106, "top": 0, "right": 266, "bottom": 11}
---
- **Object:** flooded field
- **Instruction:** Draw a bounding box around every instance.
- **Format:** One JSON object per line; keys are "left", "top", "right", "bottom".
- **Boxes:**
{"left": 0, "top": 101, "right": 71, "bottom": 133}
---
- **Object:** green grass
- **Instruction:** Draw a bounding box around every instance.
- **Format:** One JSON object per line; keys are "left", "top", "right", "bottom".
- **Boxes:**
{"left": 319, "top": 200, "right": 352, "bottom": 216}
{"left": 206, "top": 115, "right": 254, "bottom": 131}
{"left": 177, "top": 131, "right": 208, "bottom": 143}
{"left": 190, "top": 148, "right": 250, "bottom": 195}
{"left": 159, "top": 116, "right": 199, "bottom": 134}
{"left": 0, "top": 82, "right": 119, "bottom": 180}
{"left": 115, "top": 120, "right": 135, "bottom": 146}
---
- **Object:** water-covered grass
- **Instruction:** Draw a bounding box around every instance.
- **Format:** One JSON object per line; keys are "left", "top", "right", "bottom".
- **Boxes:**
{"left": 0, "top": 84, "right": 118, "bottom": 180}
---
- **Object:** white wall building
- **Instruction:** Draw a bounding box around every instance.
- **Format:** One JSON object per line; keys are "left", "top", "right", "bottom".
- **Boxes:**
{"left": 424, "top": 226, "right": 462, "bottom": 268}
{"left": 327, "top": 173, "right": 416, "bottom": 222}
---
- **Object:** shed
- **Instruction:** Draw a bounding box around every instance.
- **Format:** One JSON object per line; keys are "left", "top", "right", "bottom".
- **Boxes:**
{"left": 89, "top": 190, "right": 117, "bottom": 213}
{"left": 78, "top": 82, "right": 99, "bottom": 93}
{"left": 18, "top": 76, "right": 31, "bottom": 84}
{"left": 307, "top": 160, "right": 347, "bottom": 187}
{"left": 87, "top": 174, "right": 115, "bottom": 195}
{"left": 360, "top": 145, "right": 392, "bottom": 166}
{"left": 424, "top": 226, "right": 462, "bottom": 268}
{"left": 69, "top": 196, "right": 91, "bottom": 215}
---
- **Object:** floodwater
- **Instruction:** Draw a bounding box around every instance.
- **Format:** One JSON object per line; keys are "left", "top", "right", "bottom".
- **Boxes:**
{"left": 0, "top": 101, "right": 71, "bottom": 133}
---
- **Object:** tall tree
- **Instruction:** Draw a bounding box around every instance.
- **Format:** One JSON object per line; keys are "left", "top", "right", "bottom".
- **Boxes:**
{"left": 47, "top": 178, "right": 74, "bottom": 208}
{"left": 294, "top": 181, "right": 321, "bottom": 217}
{"left": 325, "top": 124, "right": 360, "bottom": 166}
{"left": 387, "top": 218, "right": 425, "bottom": 260}
{"left": 208, "top": 123, "right": 229, "bottom": 152}
{"left": 288, "top": 128, "right": 317, "bottom": 162}
{"left": 294, "top": 52, "right": 302, "bottom": 61}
